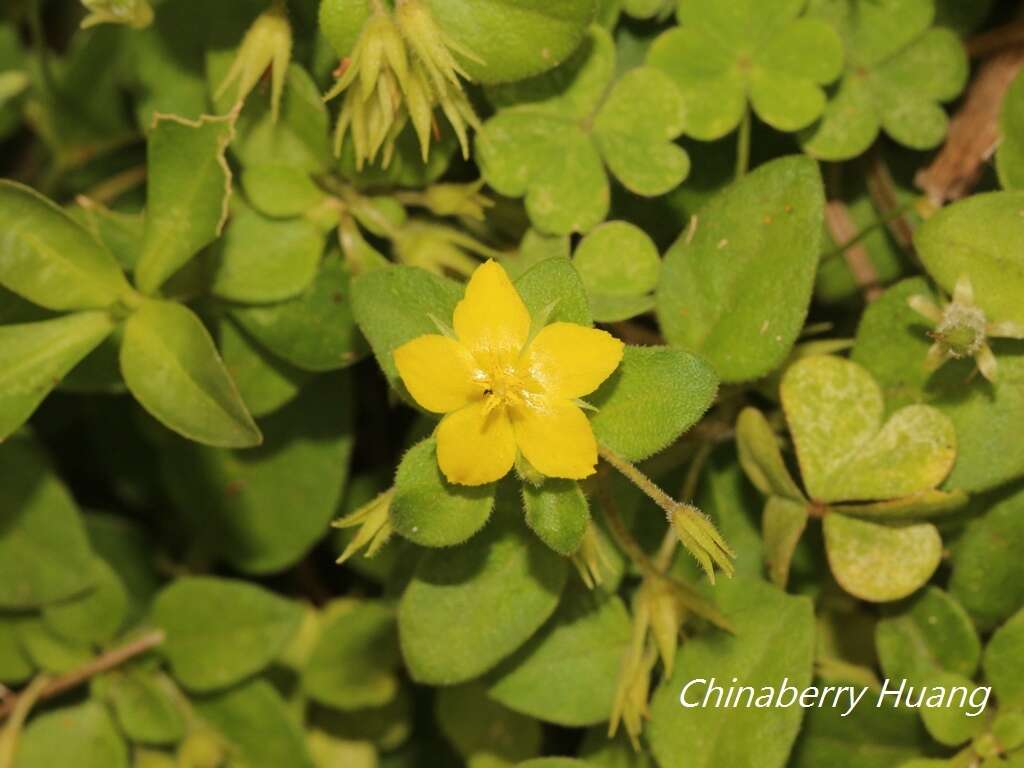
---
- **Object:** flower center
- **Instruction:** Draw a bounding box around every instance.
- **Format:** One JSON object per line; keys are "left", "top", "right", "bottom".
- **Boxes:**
{"left": 476, "top": 358, "right": 541, "bottom": 417}
{"left": 935, "top": 302, "right": 987, "bottom": 358}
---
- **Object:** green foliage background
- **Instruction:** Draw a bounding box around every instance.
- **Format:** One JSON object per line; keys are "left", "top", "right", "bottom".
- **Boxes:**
{"left": 1, "top": 0, "right": 1024, "bottom": 766}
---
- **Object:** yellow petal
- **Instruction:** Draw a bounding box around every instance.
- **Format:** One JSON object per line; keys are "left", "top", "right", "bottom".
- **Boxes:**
{"left": 453, "top": 260, "right": 531, "bottom": 359}
{"left": 394, "top": 334, "right": 481, "bottom": 414}
{"left": 437, "top": 400, "right": 516, "bottom": 485}
{"left": 521, "top": 322, "right": 624, "bottom": 400}
{"left": 513, "top": 398, "right": 597, "bottom": 480}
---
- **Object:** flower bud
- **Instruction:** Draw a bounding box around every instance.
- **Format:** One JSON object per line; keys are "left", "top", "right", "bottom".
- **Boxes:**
{"left": 333, "top": 489, "right": 394, "bottom": 564}
{"left": 216, "top": 0, "right": 292, "bottom": 122}
{"left": 670, "top": 503, "right": 735, "bottom": 583}
{"left": 419, "top": 181, "right": 493, "bottom": 221}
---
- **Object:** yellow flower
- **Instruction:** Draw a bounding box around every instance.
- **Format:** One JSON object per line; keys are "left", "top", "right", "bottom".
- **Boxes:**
{"left": 394, "top": 260, "right": 624, "bottom": 486}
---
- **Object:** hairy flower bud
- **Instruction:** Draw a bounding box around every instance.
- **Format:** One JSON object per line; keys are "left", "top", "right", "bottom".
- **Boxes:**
{"left": 333, "top": 489, "right": 394, "bottom": 564}
{"left": 216, "top": 0, "right": 293, "bottom": 122}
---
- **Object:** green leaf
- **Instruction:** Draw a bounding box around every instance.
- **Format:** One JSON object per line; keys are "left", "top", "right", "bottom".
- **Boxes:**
{"left": 15, "top": 616, "right": 92, "bottom": 673}
{"left": 0, "top": 435, "right": 95, "bottom": 609}
{"left": 851, "top": 277, "right": 935, "bottom": 411}
{"left": 791, "top": 697, "right": 933, "bottom": 768}
{"left": 800, "top": 2, "right": 967, "bottom": 159}
{"left": 592, "top": 66, "right": 688, "bottom": 195}
{"left": 647, "top": 578, "right": 815, "bottom": 768}
{"left": 479, "top": 27, "right": 687, "bottom": 236}
{"left": 984, "top": 607, "right": 1024, "bottom": 710}
{"left": 120, "top": 299, "right": 261, "bottom": 448}
{"left": 514, "top": 256, "right": 593, "bottom": 328}
{"left": 219, "top": 317, "right": 308, "bottom": 418}
{"left": 997, "top": 72, "right": 1024, "bottom": 190}
{"left": 781, "top": 356, "right": 956, "bottom": 503}
{"left": 85, "top": 513, "right": 162, "bottom": 631}
{"left": 824, "top": 514, "right": 942, "bottom": 603}
{"left": 0, "top": 614, "right": 33, "bottom": 684}
{"left": 656, "top": 155, "right": 825, "bottom": 382}
{"left": 0, "top": 311, "right": 115, "bottom": 440}
{"left": 391, "top": 436, "right": 495, "bottom": 548}
{"left": 589, "top": 345, "right": 718, "bottom": 462}
{"left": 194, "top": 679, "right": 315, "bottom": 768}
{"left": 573, "top": 221, "right": 660, "bottom": 323}
{"left": 647, "top": 4, "right": 842, "bottom": 138}
{"left": 241, "top": 164, "right": 329, "bottom": 218}
{"left": 231, "top": 252, "right": 366, "bottom": 372}
{"left": 14, "top": 702, "right": 127, "bottom": 768}
{"left": 436, "top": 682, "right": 543, "bottom": 765}
{"left": 488, "top": 588, "right": 631, "bottom": 726}
{"left": 398, "top": 488, "right": 568, "bottom": 685}
{"left": 156, "top": 374, "right": 353, "bottom": 574}
{"left": 302, "top": 600, "right": 401, "bottom": 710}
{"left": 736, "top": 407, "right": 804, "bottom": 500}
{"left": 0, "top": 180, "right": 132, "bottom": 310}
{"left": 763, "top": 496, "right": 809, "bottom": 588}
{"left": 876, "top": 587, "right": 981, "bottom": 682}
{"left": 41, "top": 556, "right": 128, "bottom": 644}
{"left": 152, "top": 576, "right": 303, "bottom": 692}
{"left": 917, "top": 669, "right": 988, "bottom": 746}
{"left": 950, "top": 485, "right": 1024, "bottom": 632}
{"left": 915, "top": 191, "right": 1024, "bottom": 326}
{"left": 135, "top": 114, "right": 234, "bottom": 294}
{"left": 93, "top": 669, "right": 186, "bottom": 746}
{"left": 428, "top": 0, "right": 597, "bottom": 84}
{"left": 318, "top": 0, "right": 371, "bottom": 59}
{"left": 351, "top": 264, "right": 461, "bottom": 391}
{"left": 522, "top": 479, "right": 590, "bottom": 556}
{"left": 209, "top": 200, "right": 324, "bottom": 303}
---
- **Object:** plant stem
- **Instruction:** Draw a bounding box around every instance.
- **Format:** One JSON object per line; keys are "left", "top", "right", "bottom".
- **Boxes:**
{"left": 0, "top": 676, "right": 48, "bottom": 768}
{"left": 819, "top": 199, "right": 917, "bottom": 263}
{"left": 735, "top": 105, "right": 752, "bottom": 180}
{"left": 595, "top": 468, "right": 659, "bottom": 580}
{"left": 0, "top": 630, "right": 165, "bottom": 722}
{"left": 597, "top": 445, "right": 679, "bottom": 520}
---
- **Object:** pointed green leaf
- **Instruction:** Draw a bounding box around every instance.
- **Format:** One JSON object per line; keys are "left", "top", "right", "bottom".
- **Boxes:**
{"left": 93, "top": 669, "right": 186, "bottom": 747}
{"left": 209, "top": 200, "right": 324, "bottom": 303}
{"left": 219, "top": 317, "right": 308, "bottom": 418}
{"left": 42, "top": 556, "right": 128, "bottom": 644}
{"left": 876, "top": 587, "right": 981, "bottom": 682}
{"left": 824, "top": 514, "right": 942, "bottom": 603}
{"left": 589, "top": 345, "right": 717, "bottom": 462}
{"left": 302, "top": 600, "right": 401, "bottom": 711}
{"left": 436, "top": 683, "right": 543, "bottom": 765}
{"left": 984, "top": 607, "right": 1024, "bottom": 709}
{"left": 14, "top": 702, "right": 127, "bottom": 768}
{"left": 736, "top": 407, "right": 804, "bottom": 500}
{"left": 522, "top": 479, "right": 590, "bottom": 556}
{"left": 488, "top": 588, "right": 631, "bottom": 726}
{"left": 647, "top": 579, "right": 815, "bottom": 768}
{"left": 232, "top": 252, "right": 366, "bottom": 372}
{"left": 135, "top": 114, "right": 234, "bottom": 294}
{"left": 121, "top": 299, "right": 261, "bottom": 448}
{"left": 0, "top": 311, "right": 115, "bottom": 440}
{"left": 656, "top": 156, "right": 825, "bottom": 382}
{"left": 391, "top": 436, "right": 495, "bottom": 548}
{"left": 194, "top": 679, "right": 315, "bottom": 768}
{"left": 0, "top": 180, "right": 131, "bottom": 310}
{"left": 998, "top": 72, "right": 1024, "bottom": 190}
{"left": 915, "top": 191, "right": 1024, "bottom": 326}
{"left": 763, "top": 495, "right": 809, "bottom": 588}
{"left": 152, "top": 576, "right": 303, "bottom": 692}
{"left": 0, "top": 436, "right": 95, "bottom": 609}
{"left": 398, "top": 488, "right": 568, "bottom": 685}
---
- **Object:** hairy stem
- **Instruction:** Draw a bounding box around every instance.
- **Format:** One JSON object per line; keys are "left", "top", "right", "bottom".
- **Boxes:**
{"left": 735, "top": 105, "right": 752, "bottom": 180}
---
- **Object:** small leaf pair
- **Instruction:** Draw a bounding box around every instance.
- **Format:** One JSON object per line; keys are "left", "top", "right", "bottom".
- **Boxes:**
{"left": 738, "top": 355, "right": 964, "bottom": 601}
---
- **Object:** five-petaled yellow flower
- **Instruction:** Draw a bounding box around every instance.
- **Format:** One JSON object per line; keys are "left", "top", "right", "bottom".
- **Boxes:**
{"left": 394, "top": 260, "right": 624, "bottom": 486}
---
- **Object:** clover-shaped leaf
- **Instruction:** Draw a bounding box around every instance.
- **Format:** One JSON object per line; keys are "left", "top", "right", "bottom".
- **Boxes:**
{"left": 477, "top": 26, "right": 688, "bottom": 235}
{"left": 646, "top": 0, "right": 843, "bottom": 139}
{"left": 799, "top": 0, "right": 968, "bottom": 160}
{"left": 781, "top": 356, "right": 956, "bottom": 504}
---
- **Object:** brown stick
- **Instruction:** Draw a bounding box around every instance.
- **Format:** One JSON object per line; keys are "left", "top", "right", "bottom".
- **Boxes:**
{"left": 824, "top": 199, "right": 883, "bottom": 302}
{"left": 0, "top": 630, "right": 165, "bottom": 722}
{"left": 916, "top": 47, "right": 1024, "bottom": 205}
